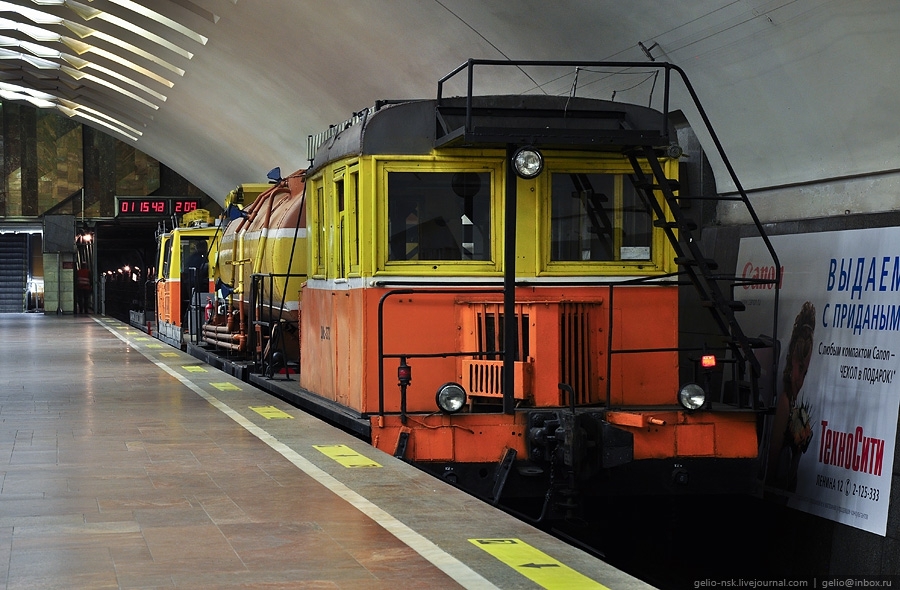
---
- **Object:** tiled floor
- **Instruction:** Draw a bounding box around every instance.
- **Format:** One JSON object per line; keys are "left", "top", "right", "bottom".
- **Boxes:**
{"left": 0, "top": 314, "right": 459, "bottom": 589}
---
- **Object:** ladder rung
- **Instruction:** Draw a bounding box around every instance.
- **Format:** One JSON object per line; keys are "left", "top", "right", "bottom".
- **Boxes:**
{"left": 672, "top": 194, "right": 721, "bottom": 201}
{"left": 738, "top": 278, "right": 779, "bottom": 285}
{"left": 675, "top": 256, "right": 718, "bottom": 270}
{"left": 576, "top": 191, "right": 609, "bottom": 202}
{"left": 702, "top": 300, "right": 746, "bottom": 312}
{"left": 706, "top": 274, "right": 779, "bottom": 287}
{"left": 634, "top": 179, "right": 680, "bottom": 192}
{"left": 727, "top": 336, "right": 772, "bottom": 349}
{"left": 654, "top": 219, "right": 697, "bottom": 231}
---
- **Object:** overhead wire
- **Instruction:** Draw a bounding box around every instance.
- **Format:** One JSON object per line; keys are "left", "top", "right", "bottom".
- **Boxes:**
{"left": 431, "top": 0, "right": 803, "bottom": 103}
{"left": 431, "top": 0, "right": 547, "bottom": 94}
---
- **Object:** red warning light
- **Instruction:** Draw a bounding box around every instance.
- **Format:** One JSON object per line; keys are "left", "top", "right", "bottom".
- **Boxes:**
{"left": 701, "top": 355, "right": 717, "bottom": 369}
{"left": 397, "top": 359, "right": 412, "bottom": 386}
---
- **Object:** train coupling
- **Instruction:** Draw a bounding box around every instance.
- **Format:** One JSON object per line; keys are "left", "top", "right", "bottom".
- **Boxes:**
{"left": 525, "top": 409, "right": 633, "bottom": 481}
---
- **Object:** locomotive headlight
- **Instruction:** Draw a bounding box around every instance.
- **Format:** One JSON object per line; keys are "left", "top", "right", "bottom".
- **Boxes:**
{"left": 436, "top": 382, "right": 467, "bottom": 414}
{"left": 678, "top": 383, "right": 707, "bottom": 411}
{"left": 512, "top": 147, "right": 544, "bottom": 179}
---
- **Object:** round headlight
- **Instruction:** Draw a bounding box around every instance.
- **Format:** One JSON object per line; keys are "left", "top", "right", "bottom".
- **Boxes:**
{"left": 512, "top": 147, "right": 544, "bottom": 179}
{"left": 678, "top": 383, "right": 706, "bottom": 410}
{"left": 436, "top": 382, "right": 467, "bottom": 414}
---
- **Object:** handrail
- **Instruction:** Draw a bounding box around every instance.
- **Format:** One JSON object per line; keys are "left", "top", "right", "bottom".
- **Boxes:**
{"left": 603, "top": 274, "right": 769, "bottom": 409}
{"left": 436, "top": 59, "right": 675, "bottom": 144}
{"left": 377, "top": 287, "right": 502, "bottom": 419}
{"left": 249, "top": 272, "right": 302, "bottom": 370}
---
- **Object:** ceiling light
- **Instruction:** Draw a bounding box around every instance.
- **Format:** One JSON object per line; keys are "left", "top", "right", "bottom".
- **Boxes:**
{"left": 61, "top": 0, "right": 195, "bottom": 59}
{"left": 102, "top": 0, "right": 208, "bottom": 45}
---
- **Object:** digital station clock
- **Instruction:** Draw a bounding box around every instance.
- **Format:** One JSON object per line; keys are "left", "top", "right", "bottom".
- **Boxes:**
{"left": 115, "top": 197, "right": 203, "bottom": 217}
{"left": 172, "top": 199, "right": 200, "bottom": 215}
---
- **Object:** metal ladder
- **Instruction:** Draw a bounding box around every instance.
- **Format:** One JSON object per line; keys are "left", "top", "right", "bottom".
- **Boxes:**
{"left": 625, "top": 145, "right": 775, "bottom": 408}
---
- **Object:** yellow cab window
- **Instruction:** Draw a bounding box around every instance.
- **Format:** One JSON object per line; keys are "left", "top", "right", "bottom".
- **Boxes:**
{"left": 161, "top": 237, "right": 173, "bottom": 279}
{"left": 549, "top": 172, "right": 651, "bottom": 262}
{"left": 386, "top": 170, "right": 491, "bottom": 262}
{"left": 542, "top": 157, "right": 669, "bottom": 274}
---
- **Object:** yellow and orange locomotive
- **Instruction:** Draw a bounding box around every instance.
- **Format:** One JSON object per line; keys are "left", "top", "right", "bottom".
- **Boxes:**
{"left": 163, "top": 60, "right": 780, "bottom": 516}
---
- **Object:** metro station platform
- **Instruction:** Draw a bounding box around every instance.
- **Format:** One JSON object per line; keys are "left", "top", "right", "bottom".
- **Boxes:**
{"left": 0, "top": 313, "right": 652, "bottom": 589}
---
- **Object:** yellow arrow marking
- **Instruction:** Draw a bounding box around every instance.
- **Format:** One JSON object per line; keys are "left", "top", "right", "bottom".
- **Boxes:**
{"left": 250, "top": 405, "right": 294, "bottom": 419}
{"left": 469, "top": 538, "right": 608, "bottom": 589}
{"left": 183, "top": 365, "right": 207, "bottom": 373}
{"left": 211, "top": 382, "right": 241, "bottom": 391}
{"left": 313, "top": 444, "right": 381, "bottom": 468}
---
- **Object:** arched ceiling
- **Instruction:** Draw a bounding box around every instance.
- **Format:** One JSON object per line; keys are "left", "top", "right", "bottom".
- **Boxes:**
{"left": 0, "top": 0, "right": 896, "bottom": 214}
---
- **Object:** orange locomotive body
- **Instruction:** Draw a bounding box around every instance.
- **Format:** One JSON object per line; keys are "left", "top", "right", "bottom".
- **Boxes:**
{"left": 204, "top": 60, "right": 778, "bottom": 514}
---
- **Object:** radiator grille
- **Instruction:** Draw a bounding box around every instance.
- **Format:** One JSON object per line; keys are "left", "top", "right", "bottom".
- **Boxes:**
{"left": 466, "top": 360, "right": 503, "bottom": 397}
{"left": 474, "top": 303, "right": 528, "bottom": 361}
{"left": 560, "top": 302, "right": 594, "bottom": 404}
{"left": 464, "top": 303, "right": 530, "bottom": 399}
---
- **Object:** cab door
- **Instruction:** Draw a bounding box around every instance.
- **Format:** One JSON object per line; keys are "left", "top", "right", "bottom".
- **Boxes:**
{"left": 156, "top": 234, "right": 175, "bottom": 325}
{"left": 337, "top": 166, "right": 360, "bottom": 278}
{"left": 333, "top": 168, "right": 360, "bottom": 407}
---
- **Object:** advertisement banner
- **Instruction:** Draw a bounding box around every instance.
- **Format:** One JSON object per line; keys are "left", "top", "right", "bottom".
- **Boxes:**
{"left": 739, "top": 228, "right": 898, "bottom": 536}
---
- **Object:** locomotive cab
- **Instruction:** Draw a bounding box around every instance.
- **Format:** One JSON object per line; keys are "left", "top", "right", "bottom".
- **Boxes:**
{"left": 155, "top": 211, "right": 220, "bottom": 348}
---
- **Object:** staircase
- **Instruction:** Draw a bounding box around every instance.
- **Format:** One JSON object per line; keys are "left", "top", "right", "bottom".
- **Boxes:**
{"left": 0, "top": 234, "right": 27, "bottom": 312}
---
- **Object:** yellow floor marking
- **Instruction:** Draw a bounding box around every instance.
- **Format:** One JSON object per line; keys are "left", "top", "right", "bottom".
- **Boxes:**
{"left": 146, "top": 343, "right": 163, "bottom": 348}
{"left": 160, "top": 352, "right": 178, "bottom": 357}
{"left": 469, "top": 538, "right": 608, "bottom": 590}
{"left": 182, "top": 365, "right": 207, "bottom": 373}
{"left": 250, "top": 405, "right": 294, "bottom": 419}
{"left": 313, "top": 444, "right": 381, "bottom": 468}
{"left": 134, "top": 337, "right": 150, "bottom": 341}
{"left": 211, "top": 382, "right": 241, "bottom": 391}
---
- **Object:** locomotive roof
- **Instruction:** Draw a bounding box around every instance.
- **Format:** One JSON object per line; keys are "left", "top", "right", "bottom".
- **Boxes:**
{"left": 307, "top": 94, "right": 671, "bottom": 173}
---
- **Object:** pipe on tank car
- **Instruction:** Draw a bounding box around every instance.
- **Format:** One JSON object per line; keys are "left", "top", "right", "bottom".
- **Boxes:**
{"left": 201, "top": 324, "right": 247, "bottom": 351}
{"left": 203, "top": 324, "right": 240, "bottom": 335}
{"left": 202, "top": 339, "right": 242, "bottom": 351}
{"left": 233, "top": 183, "right": 268, "bottom": 231}
{"left": 236, "top": 228, "right": 246, "bottom": 338}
